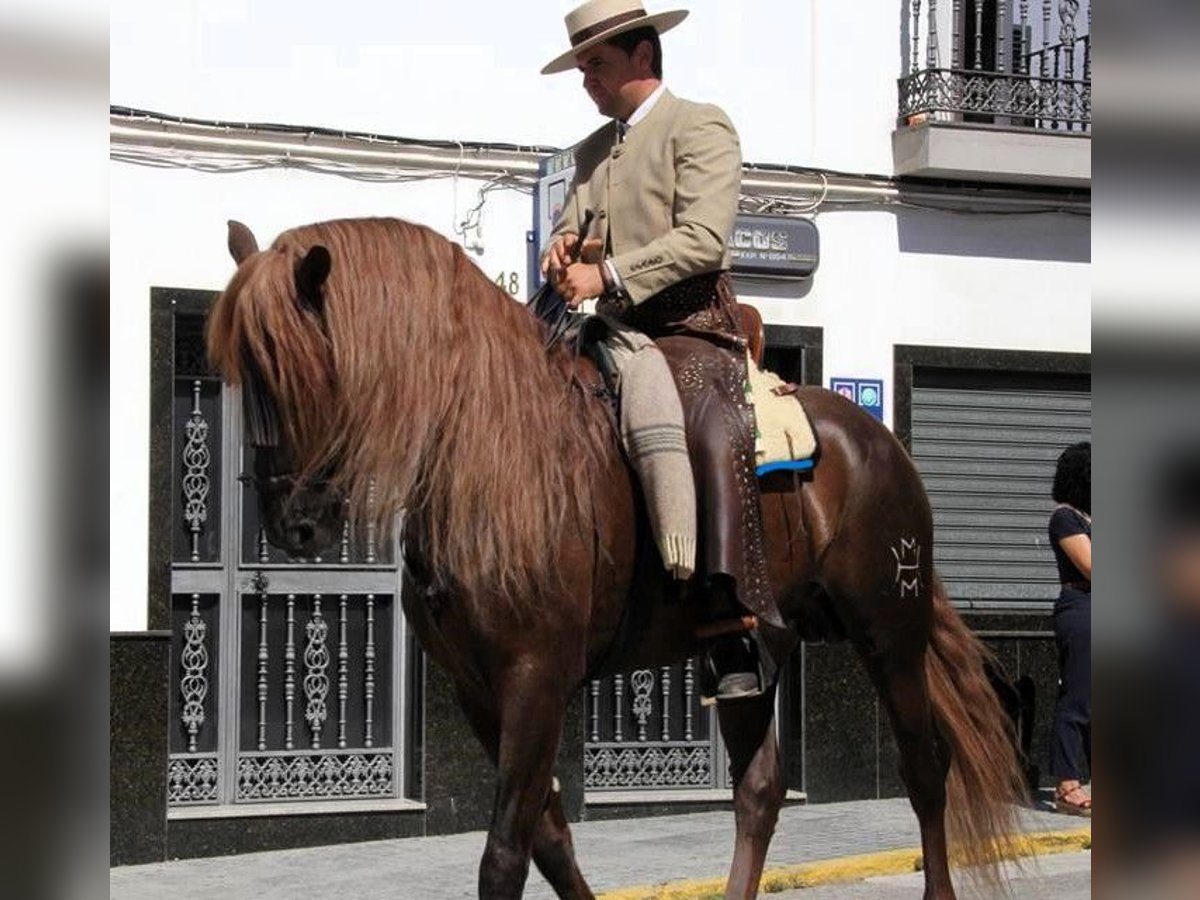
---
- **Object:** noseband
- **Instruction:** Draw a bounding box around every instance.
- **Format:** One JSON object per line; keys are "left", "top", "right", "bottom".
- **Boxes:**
{"left": 238, "top": 471, "right": 334, "bottom": 493}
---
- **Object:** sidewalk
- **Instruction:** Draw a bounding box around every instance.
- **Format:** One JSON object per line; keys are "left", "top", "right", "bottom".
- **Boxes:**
{"left": 110, "top": 797, "right": 1088, "bottom": 900}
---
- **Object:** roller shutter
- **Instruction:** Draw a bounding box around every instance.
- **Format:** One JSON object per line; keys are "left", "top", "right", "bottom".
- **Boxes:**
{"left": 910, "top": 371, "right": 1091, "bottom": 604}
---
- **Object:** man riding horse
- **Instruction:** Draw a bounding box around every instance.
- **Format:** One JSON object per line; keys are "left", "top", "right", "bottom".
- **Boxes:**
{"left": 541, "top": 0, "right": 783, "bottom": 701}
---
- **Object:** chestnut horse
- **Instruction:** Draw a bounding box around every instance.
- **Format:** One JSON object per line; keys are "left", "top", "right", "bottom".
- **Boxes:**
{"left": 207, "top": 217, "right": 1025, "bottom": 899}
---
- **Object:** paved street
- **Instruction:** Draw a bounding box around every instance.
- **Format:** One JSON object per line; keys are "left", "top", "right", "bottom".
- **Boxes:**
{"left": 111, "top": 797, "right": 1088, "bottom": 899}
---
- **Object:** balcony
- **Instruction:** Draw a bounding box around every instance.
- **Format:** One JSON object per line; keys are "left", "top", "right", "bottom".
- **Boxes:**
{"left": 893, "top": 0, "right": 1090, "bottom": 187}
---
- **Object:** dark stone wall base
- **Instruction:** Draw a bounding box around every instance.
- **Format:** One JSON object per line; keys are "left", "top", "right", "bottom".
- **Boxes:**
{"left": 421, "top": 661, "right": 494, "bottom": 835}
{"left": 963, "top": 611, "right": 1066, "bottom": 789}
{"left": 421, "top": 660, "right": 587, "bottom": 836}
{"left": 111, "top": 633, "right": 171, "bottom": 866}
{"left": 167, "top": 810, "right": 426, "bottom": 860}
{"left": 801, "top": 641, "right": 882, "bottom": 803}
{"left": 585, "top": 801, "right": 732, "bottom": 821}
{"left": 557, "top": 690, "right": 587, "bottom": 822}
{"left": 800, "top": 609, "right": 1061, "bottom": 802}
{"left": 113, "top": 610, "right": 1062, "bottom": 861}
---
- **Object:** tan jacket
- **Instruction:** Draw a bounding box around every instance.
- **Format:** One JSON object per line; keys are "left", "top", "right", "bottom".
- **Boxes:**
{"left": 550, "top": 89, "right": 742, "bottom": 305}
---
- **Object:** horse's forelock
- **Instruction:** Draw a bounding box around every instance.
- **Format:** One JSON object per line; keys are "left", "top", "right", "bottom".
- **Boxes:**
{"left": 209, "top": 240, "right": 340, "bottom": 475}
{"left": 207, "top": 253, "right": 263, "bottom": 385}
{"left": 217, "top": 216, "right": 612, "bottom": 608}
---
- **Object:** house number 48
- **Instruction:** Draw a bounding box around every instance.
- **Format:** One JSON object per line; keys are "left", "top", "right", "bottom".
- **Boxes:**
{"left": 495, "top": 272, "right": 521, "bottom": 296}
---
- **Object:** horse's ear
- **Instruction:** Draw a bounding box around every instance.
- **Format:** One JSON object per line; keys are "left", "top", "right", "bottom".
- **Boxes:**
{"left": 295, "top": 245, "right": 331, "bottom": 317}
{"left": 228, "top": 220, "right": 259, "bottom": 263}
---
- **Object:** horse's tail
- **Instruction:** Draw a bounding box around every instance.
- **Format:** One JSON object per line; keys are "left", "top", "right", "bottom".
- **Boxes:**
{"left": 926, "top": 576, "right": 1028, "bottom": 879}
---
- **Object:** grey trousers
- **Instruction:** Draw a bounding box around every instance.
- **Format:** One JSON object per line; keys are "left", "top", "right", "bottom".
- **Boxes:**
{"left": 599, "top": 314, "right": 697, "bottom": 579}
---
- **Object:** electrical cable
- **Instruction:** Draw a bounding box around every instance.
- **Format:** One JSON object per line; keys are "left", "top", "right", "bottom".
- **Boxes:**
{"left": 111, "top": 107, "right": 1088, "bottom": 219}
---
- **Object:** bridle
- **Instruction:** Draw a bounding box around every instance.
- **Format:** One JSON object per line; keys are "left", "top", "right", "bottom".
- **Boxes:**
{"left": 239, "top": 471, "right": 307, "bottom": 490}
{"left": 241, "top": 354, "right": 282, "bottom": 449}
{"left": 237, "top": 360, "right": 334, "bottom": 494}
{"left": 236, "top": 346, "right": 342, "bottom": 504}
{"left": 238, "top": 471, "right": 336, "bottom": 495}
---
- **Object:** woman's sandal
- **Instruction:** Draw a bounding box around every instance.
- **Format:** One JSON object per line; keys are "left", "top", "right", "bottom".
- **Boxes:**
{"left": 1055, "top": 784, "right": 1092, "bottom": 817}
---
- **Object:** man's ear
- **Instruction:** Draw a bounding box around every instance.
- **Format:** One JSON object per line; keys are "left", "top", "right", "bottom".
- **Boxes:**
{"left": 635, "top": 38, "right": 655, "bottom": 75}
{"left": 294, "top": 245, "right": 331, "bottom": 318}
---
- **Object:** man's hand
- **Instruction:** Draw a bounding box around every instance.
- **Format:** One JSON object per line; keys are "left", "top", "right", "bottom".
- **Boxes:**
{"left": 555, "top": 262, "right": 606, "bottom": 309}
{"left": 541, "top": 233, "right": 579, "bottom": 283}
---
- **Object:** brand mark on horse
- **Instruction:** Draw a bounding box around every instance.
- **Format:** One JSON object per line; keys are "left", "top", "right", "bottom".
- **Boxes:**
{"left": 892, "top": 537, "right": 922, "bottom": 598}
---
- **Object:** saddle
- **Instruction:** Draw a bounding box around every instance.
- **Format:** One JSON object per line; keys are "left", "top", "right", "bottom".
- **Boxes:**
{"left": 577, "top": 302, "right": 765, "bottom": 395}
{"left": 564, "top": 303, "right": 788, "bottom": 696}
{"left": 736, "top": 302, "right": 765, "bottom": 368}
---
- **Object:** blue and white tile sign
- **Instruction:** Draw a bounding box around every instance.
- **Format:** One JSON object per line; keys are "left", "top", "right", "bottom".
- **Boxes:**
{"left": 830, "top": 377, "right": 884, "bottom": 421}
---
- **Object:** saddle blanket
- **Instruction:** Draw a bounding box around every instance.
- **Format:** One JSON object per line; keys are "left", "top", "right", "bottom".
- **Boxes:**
{"left": 746, "top": 355, "right": 817, "bottom": 476}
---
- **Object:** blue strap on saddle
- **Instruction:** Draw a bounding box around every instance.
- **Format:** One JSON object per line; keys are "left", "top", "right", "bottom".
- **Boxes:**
{"left": 756, "top": 460, "right": 814, "bottom": 477}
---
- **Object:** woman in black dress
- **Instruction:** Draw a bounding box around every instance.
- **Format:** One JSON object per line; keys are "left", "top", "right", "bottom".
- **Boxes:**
{"left": 1048, "top": 441, "right": 1092, "bottom": 816}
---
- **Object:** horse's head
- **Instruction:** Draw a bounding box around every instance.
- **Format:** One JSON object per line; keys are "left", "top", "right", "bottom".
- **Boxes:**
{"left": 241, "top": 445, "right": 345, "bottom": 559}
{"left": 209, "top": 214, "right": 610, "bottom": 601}
{"left": 216, "top": 220, "right": 347, "bottom": 559}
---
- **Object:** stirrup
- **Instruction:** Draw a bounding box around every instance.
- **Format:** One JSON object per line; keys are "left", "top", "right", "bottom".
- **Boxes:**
{"left": 697, "top": 629, "right": 768, "bottom": 706}
{"left": 713, "top": 671, "right": 763, "bottom": 703}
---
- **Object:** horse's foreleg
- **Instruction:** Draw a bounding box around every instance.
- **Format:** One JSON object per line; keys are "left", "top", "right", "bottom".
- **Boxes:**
{"left": 478, "top": 668, "right": 575, "bottom": 900}
{"left": 716, "top": 686, "right": 785, "bottom": 900}
{"left": 455, "top": 686, "right": 594, "bottom": 899}
{"left": 532, "top": 780, "right": 595, "bottom": 900}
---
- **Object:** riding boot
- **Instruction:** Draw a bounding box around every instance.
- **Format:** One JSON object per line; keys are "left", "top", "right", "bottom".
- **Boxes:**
{"left": 663, "top": 345, "right": 782, "bottom": 625}
{"left": 600, "top": 271, "right": 786, "bottom": 699}
{"left": 697, "top": 576, "right": 779, "bottom": 704}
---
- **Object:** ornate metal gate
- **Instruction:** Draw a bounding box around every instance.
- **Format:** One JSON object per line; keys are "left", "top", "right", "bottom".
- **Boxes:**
{"left": 165, "top": 312, "right": 410, "bottom": 809}
{"left": 584, "top": 660, "right": 727, "bottom": 791}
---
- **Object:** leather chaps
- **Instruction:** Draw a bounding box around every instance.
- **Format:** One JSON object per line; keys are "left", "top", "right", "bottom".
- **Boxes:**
{"left": 599, "top": 271, "right": 783, "bottom": 628}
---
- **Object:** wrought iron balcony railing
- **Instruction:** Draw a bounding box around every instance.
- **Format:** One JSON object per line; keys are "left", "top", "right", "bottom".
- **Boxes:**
{"left": 898, "top": 0, "right": 1091, "bottom": 134}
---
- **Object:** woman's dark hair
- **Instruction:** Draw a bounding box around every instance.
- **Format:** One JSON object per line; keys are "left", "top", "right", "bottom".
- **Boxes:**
{"left": 1052, "top": 440, "right": 1091, "bottom": 514}
{"left": 605, "top": 26, "right": 662, "bottom": 78}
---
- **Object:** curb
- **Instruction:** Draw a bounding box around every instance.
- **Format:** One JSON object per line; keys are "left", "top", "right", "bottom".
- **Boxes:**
{"left": 596, "top": 827, "right": 1091, "bottom": 900}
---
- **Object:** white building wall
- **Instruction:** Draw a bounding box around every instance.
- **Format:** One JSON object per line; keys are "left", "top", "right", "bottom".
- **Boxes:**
{"left": 736, "top": 207, "right": 1089, "bottom": 423}
{"left": 808, "top": 0, "right": 898, "bottom": 174}
{"left": 109, "top": 0, "right": 1090, "bottom": 630}
{"left": 109, "top": 1, "right": 821, "bottom": 164}
{"left": 109, "top": 163, "right": 536, "bottom": 631}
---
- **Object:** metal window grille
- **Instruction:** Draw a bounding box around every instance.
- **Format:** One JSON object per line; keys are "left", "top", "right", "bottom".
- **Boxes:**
{"left": 166, "top": 314, "right": 411, "bottom": 809}
{"left": 899, "top": 0, "right": 1090, "bottom": 133}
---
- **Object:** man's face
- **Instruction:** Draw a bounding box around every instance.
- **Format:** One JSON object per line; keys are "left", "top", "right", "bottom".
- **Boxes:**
{"left": 576, "top": 41, "right": 645, "bottom": 120}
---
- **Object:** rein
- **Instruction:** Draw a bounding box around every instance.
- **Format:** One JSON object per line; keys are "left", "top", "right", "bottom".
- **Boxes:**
{"left": 527, "top": 210, "right": 595, "bottom": 351}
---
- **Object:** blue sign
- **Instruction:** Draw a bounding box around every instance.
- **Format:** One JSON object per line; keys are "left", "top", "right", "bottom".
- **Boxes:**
{"left": 830, "top": 377, "right": 884, "bottom": 421}
{"left": 532, "top": 148, "right": 579, "bottom": 291}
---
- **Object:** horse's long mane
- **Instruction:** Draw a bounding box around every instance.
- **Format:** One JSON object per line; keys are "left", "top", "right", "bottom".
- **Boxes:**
{"left": 208, "top": 217, "right": 611, "bottom": 603}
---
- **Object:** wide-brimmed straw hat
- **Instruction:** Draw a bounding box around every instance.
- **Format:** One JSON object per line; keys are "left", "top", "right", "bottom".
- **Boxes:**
{"left": 541, "top": 0, "right": 688, "bottom": 75}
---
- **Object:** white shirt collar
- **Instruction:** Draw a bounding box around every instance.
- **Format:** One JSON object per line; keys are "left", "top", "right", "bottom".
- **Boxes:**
{"left": 622, "top": 82, "right": 666, "bottom": 130}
